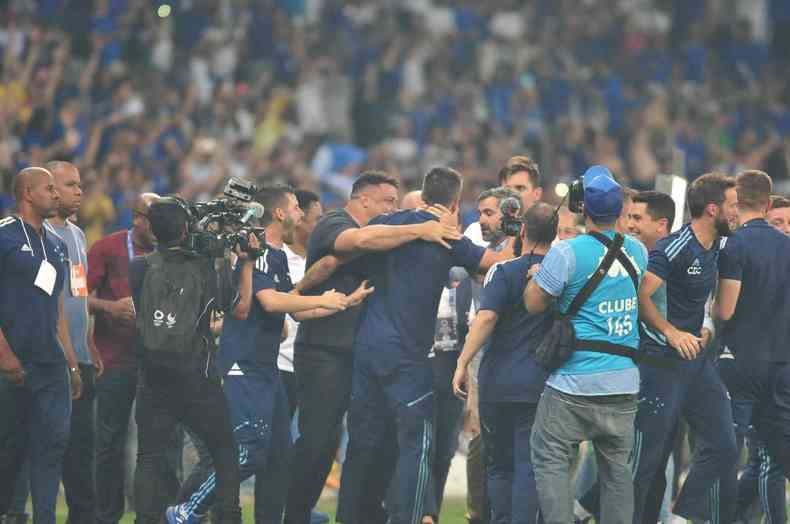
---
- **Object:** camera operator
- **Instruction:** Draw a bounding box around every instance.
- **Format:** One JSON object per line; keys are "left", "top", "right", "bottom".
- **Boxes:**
{"left": 461, "top": 185, "right": 521, "bottom": 524}
{"left": 574, "top": 190, "right": 678, "bottom": 523}
{"left": 166, "top": 186, "right": 365, "bottom": 524}
{"left": 130, "top": 197, "right": 249, "bottom": 524}
{"left": 524, "top": 166, "right": 647, "bottom": 524}
{"left": 452, "top": 202, "right": 558, "bottom": 524}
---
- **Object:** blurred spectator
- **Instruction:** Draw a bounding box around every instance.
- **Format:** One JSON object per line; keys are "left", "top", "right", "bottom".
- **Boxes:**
{"left": 1, "top": 0, "right": 790, "bottom": 236}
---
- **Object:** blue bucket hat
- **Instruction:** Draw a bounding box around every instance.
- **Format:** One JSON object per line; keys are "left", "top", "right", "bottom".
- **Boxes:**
{"left": 582, "top": 165, "right": 623, "bottom": 223}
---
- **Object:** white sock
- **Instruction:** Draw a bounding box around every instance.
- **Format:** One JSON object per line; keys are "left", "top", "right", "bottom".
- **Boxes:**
{"left": 574, "top": 500, "right": 592, "bottom": 521}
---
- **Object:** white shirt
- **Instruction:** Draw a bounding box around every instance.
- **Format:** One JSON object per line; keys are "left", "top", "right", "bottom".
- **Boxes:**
{"left": 278, "top": 244, "right": 306, "bottom": 373}
{"left": 463, "top": 221, "right": 487, "bottom": 248}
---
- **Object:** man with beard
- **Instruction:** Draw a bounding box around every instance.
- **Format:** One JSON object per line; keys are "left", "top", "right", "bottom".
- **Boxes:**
{"left": 0, "top": 167, "right": 82, "bottom": 524}
{"left": 633, "top": 173, "right": 739, "bottom": 523}
{"left": 463, "top": 186, "right": 521, "bottom": 524}
{"left": 464, "top": 156, "right": 542, "bottom": 246}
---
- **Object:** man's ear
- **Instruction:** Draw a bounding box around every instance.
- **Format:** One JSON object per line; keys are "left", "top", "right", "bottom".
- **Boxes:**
{"left": 658, "top": 217, "right": 669, "bottom": 236}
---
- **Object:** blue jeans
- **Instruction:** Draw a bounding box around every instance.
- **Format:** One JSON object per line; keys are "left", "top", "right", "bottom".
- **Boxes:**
{"left": 0, "top": 363, "right": 72, "bottom": 524}
{"left": 531, "top": 387, "right": 636, "bottom": 524}
{"left": 480, "top": 401, "right": 540, "bottom": 524}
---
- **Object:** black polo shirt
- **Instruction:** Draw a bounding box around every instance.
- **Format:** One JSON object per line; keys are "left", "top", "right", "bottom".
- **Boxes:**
{"left": 719, "top": 218, "right": 790, "bottom": 362}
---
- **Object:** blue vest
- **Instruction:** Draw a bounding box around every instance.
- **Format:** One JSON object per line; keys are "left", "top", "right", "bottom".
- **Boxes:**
{"left": 555, "top": 232, "right": 647, "bottom": 377}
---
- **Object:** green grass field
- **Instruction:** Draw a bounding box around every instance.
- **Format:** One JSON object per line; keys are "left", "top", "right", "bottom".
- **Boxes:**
{"left": 48, "top": 495, "right": 469, "bottom": 524}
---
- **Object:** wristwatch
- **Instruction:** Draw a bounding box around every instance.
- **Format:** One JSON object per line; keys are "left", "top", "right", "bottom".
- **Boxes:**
{"left": 69, "top": 366, "right": 80, "bottom": 375}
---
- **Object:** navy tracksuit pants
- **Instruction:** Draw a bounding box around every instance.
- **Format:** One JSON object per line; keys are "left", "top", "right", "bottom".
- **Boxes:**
{"left": 735, "top": 429, "right": 786, "bottom": 523}
{"left": 718, "top": 357, "right": 790, "bottom": 524}
{"left": 180, "top": 370, "right": 291, "bottom": 524}
{"left": 479, "top": 401, "right": 541, "bottom": 524}
{"left": 631, "top": 351, "right": 737, "bottom": 523}
{"left": 383, "top": 351, "right": 464, "bottom": 523}
{"left": 339, "top": 348, "right": 434, "bottom": 524}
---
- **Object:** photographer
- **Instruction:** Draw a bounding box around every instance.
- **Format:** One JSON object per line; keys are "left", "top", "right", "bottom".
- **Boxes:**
{"left": 524, "top": 166, "right": 648, "bottom": 524}
{"left": 452, "top": 202, "right": 558, "bottom": 524}
{"left": 130, "top": 197, "right": 248, "bottom": 524}
{"left": 463, "top": 186, "right": 521, "bottom": 524}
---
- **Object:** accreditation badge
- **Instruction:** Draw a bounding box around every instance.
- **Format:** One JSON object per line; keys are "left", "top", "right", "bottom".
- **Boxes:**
{"left": 70, "top": 261, "right": 88, "bottom": 297}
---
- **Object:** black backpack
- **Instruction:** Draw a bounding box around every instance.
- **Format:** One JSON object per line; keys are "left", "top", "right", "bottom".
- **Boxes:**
{"left": 136, "top": 251, "right": 214, "bottom": 357}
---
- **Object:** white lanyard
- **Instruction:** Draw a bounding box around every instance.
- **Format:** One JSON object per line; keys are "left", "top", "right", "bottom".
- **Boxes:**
{"left": 18, "top": 217, "right": 47, "bottom": 261}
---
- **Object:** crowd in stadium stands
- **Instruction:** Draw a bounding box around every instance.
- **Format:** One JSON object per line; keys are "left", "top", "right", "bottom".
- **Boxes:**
{"left": 1, "top": 0, "right": 790, "bottom": 240}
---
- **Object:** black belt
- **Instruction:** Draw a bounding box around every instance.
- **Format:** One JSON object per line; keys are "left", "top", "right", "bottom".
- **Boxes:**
{"left": 576, "top": 340, "right": 676, "bottom": 370}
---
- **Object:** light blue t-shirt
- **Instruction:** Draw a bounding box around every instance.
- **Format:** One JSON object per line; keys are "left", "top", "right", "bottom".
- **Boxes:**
{"left": 534, "top": 231, "right": 648, "bottom": 396}
{"left": 46, "top": 221, "right": 91, "bottom": 365}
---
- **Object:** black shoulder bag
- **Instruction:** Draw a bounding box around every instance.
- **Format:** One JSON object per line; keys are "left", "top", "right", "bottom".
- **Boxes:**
{"left": 531, "top": 232, "right": 641, "bottom": 372}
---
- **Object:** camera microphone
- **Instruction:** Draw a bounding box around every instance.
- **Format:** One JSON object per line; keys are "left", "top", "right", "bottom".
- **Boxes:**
{"left": 500, "top": 197, "right": 523, "bottom": 237}
{"left": 500, "top": 196, "right": 522, "bottom": 217}
{"left": 240, "top": 202, "right": 265, "bottom": 224}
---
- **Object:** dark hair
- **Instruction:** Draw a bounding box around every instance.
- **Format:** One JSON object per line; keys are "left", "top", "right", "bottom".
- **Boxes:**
{"left": 622, "top": 186, "right": 637, "bottom": 202}
{"left": 255, "top": 185, "right": 295, "bottom": 226}
{"left": 633, "top": 191, "right": 676, "bottom": 226}
{"left": 687, "top": 172, "right": 736, "bottom": 219}
{"left": 295, "top": 189, "right": 320, "bottom": 212}
{"left": 497, "top": 155, "right": 542, "bottom": 189}
{"left": 148, "top": 197, "right": 190, "bottom": 246}
{"left": 523, "top": 202, "right": 558, "bottom": 245}
{"left": 477, "top": 186, "right": 521, "bottom": 206}
{"left": 736, "top": 170, "right": 772, "bottom": 211}
{"left": 422, "top": 166, "right": 463, "bottom": 207}
{"left": 350, "top": 171, "right": 399, "bottom": 197}
{"left": 771, "top": 195, "right": 790, "bottom": 209}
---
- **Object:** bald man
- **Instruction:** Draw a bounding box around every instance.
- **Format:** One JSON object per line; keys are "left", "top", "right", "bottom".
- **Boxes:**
{"left": 1, "top": 167, "right": 82, "bottom": 524}
{"left": 401, "top": 190, "right": 424, "bottom": 210}
{"left": 87, "top": 192, "right": 164, "bottom": 524}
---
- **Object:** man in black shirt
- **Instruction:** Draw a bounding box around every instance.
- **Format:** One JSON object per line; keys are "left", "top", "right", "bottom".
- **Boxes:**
{"left": 284, "top": 172, "right": 461, "bottom": 524}
{"left": 716, "top": 171, "right": 790, "bottom": 500}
